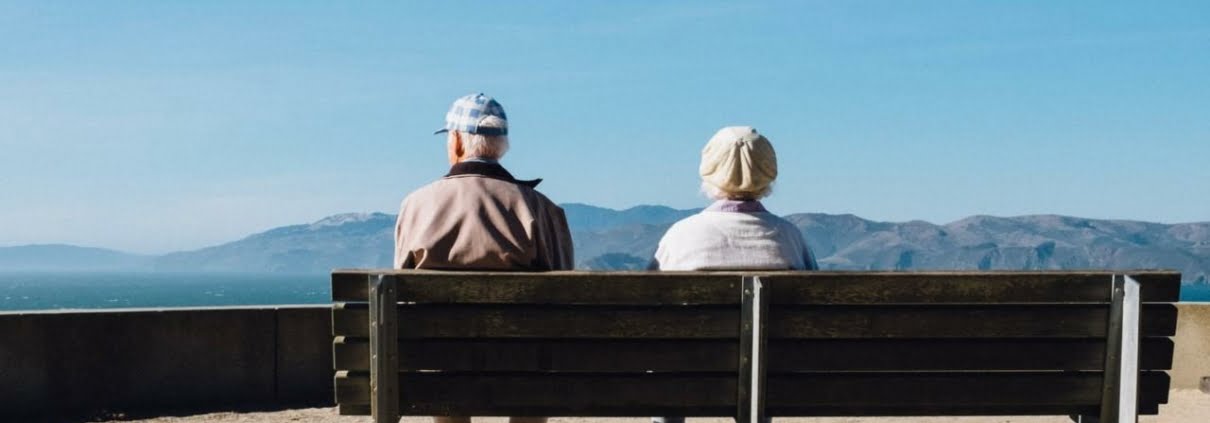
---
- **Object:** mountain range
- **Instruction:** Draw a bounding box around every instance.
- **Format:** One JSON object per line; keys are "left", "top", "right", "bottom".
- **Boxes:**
{"left": 2, "top": 203, "right": 1208, "bottom": 284}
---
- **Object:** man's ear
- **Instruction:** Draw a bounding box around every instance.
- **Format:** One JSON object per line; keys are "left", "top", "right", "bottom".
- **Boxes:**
{"left": 447, "top": 131, "right": 466, "bottom": 164}
{"left": 451, "top": 132, "right": 466, "bottom": 158}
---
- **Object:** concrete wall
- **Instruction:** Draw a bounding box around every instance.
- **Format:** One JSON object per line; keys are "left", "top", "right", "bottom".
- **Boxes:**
{"left": 0, "top": 306, "right": 332, "bottom": 418}
{"left": 1172, "top": 303, "right": 1210, "bottom": 390}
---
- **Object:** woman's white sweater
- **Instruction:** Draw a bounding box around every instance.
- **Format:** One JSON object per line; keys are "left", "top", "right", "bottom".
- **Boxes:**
{"left": 653, "top": 201, "right": 817, "bottom": 271}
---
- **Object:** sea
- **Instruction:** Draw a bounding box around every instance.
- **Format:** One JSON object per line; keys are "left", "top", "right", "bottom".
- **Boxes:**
{"left": 0, "top": 272, "right": 329, "bottom": 311}
{"left": 1, "top": 271, "right": 1209, "bottom": 312}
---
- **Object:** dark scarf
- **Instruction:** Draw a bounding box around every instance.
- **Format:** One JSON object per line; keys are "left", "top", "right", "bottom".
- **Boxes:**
{"left": 445, "top": 161, "right": 542, "bottom": 188}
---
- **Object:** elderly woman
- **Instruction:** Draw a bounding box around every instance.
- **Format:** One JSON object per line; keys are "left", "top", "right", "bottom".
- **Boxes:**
{"left": 651, "top": 126, "right": 818, "bottom": 272}
{"left": 650, "top": 127, "right": 815, "bottom": 423}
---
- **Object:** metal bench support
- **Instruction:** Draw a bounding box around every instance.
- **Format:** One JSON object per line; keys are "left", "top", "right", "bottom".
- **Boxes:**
{"left": 1099, "top": 274, "right": 1142, "bottom": 423}
{"left": 738, "top": 276, "right": 768, "bottom": 423}
{"left": 370, "top": 274, "right": 400, "bottom": 423}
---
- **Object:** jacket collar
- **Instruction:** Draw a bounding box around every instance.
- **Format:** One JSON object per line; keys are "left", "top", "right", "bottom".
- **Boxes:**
{"left": 705, "top": 199, "right": 768, "bottom": 213}
{"left": 445, "top": 161, "right": 543, "bottom": 188}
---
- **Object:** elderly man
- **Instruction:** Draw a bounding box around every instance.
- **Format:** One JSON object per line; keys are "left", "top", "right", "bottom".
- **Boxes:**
{"left": 395, "top": 93, "right": 574, "bottom": 272}
{"left": 394, "top": 93, "right": 574, "bottom": 423}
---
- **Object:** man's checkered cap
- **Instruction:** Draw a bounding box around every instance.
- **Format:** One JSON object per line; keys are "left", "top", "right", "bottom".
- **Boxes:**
{"left": 435, "top": 93, "right": 508, "bottom": 136}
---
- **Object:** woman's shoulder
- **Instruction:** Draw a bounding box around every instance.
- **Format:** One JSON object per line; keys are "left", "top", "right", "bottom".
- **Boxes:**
{"left": 663, "top": 212, "right": 717, "bottom": 237}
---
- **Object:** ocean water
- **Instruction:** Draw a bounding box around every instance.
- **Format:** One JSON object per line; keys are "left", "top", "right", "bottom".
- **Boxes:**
{"left": 0, "top": 272, "right": 329, "bottom": 311}
{"left": 1, "top": 271, "right": 1208, "bottom": 312}
{"left": 1183, "top": 283, "right": 1210, "bottom": 302}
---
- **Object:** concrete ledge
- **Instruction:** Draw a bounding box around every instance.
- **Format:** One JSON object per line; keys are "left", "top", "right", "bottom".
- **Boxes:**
{"left": 0, "top": 306, "right": 332, "bottom": 418}
{"left": 1173, "top": 303, "right": 1210, "bottom": 389}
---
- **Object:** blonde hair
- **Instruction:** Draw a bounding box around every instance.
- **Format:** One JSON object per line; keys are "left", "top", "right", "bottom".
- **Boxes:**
{"left": 701, "top": 181, "right": 773, "bottom": 201}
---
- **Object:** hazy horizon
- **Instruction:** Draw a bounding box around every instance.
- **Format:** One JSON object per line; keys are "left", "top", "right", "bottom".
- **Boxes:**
{"left": 3, "top": 1, "right": 1207, "bottom": 253}
{"left": 3, "top": 202, "right": 1210, "bottom": 256}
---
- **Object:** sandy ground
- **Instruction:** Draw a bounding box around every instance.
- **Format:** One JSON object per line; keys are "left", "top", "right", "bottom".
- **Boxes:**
{"left": 90, "top": 390, "right": 1210, "bottom": 423}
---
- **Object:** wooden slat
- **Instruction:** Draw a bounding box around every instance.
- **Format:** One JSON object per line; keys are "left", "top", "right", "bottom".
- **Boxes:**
{"left": 333, "top": 336, "right": 367, "bottom": 370}
{"left": 333, "top": 371, "right": 1169, "bottom": 416}
{"left": 337, "top": 372, "right": 737, "bottom": 416}
{"left": 1128, "top": 272, "right": 1183, "bottom": 302}
{"left": 332, "top": 338, "right": 1175, "bottom": 373}
{"left": 335, "top": 370, "right": 369, "bottom": 405}
{"left": 768, "top": 338, "right": 1175, "bottom": 371}
{"left": 332, "top": 272, "right": 370, "bottom": 301}
{"left": 400, "top": 373, "right": 737, "bottom": 416}
{"left": 334, "top": 271, "right": 741, "bottom": 304}
{"left": 339, "top": 305, "right": 741, "bottom": 338}
{"left": 336, "top": 338, "right": 736, "bottom": 372}
{"left": 397, "top": 305, "right": 739, "bottom": 339}
{"left": 765, "top": 371, "right": 1170, "bottom": 416}
{"left": 338, "top": 404, "right": 371, "bottom": 415}
{"left": 333, "top": 303, "right": 1178, "bottom": 339}
{"left": 331, "top": 302, "right": 367, "bottom": 337}
{"left": 333, "top": 270, "right": 1182, "bottom": 304}
{"left": 332, "top": 338, "right": 1175, "bottom": 372}
{"left": 769, "top": 304, "right": 1178, "bottom": 338}
{"left": 761, "top": 272, "right": 1180, "bottom": 304}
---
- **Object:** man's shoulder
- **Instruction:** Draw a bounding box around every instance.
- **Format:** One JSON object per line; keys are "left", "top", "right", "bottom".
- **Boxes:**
{"left": 401, "top": 176, "right": 563, "bottom": 211}
{"left": 400, "top": 178, "right": 453, "bottom": 206}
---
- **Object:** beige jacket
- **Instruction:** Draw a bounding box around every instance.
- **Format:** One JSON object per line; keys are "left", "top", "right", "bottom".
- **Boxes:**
{"left": 394, "top": 161, "right": 575, "bottom": 271}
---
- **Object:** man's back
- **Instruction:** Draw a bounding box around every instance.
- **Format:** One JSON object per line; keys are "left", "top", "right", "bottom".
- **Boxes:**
{"left": 394, "top": 161, "right": 574, "bottom": 271}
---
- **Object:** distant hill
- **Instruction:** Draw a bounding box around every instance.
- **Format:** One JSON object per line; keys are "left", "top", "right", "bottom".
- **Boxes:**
{"left": 153, "top": 213, "right": 395, "bottom": 273}
{"left": 787, "top": 213, "right": 1210, "bottom": 283}
{"left": 3, "top": 205, "right": 1209, "bottom": 284}
{"left": 561, "top": 203, "right": 698, "bottom": 232}
{"left": 0, "top": 244, "right": 150, "bottom": 271}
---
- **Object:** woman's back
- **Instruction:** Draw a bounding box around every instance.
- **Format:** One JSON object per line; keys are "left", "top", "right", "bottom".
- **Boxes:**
{"left": 653, "top": 200, "right": 817, "bottom": 271}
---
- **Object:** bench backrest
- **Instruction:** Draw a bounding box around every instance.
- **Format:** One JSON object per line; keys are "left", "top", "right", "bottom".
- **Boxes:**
{"left": 333, "top": 271, "right": 749, "bottom": 418}
{"left": 757, "top": 272, "right": 1178, "bottom": 419}
{"left": 330, "top": 270, "right": 1180, "bottom": 422}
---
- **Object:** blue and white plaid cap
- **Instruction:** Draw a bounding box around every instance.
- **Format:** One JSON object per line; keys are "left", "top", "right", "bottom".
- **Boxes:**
{"left": 434, "top": 93, "right": 508, "bottom": 136}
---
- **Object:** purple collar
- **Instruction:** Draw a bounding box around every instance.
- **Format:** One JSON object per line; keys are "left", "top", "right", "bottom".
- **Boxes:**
{"left": 705, "top": 200, "right": 768, "bottom": 213}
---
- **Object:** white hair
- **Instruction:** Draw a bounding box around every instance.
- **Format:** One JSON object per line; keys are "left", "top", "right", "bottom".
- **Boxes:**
{"left": 700, "top": 181, "right": 773, "bottom": 201}
{"left": 459, "top": 115, "right": 510, "bottom": 160}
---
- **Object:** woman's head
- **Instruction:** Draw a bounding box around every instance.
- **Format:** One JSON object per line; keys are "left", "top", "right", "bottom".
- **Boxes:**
{"left": 699, "top": 126, "right": 778, "bottom": 201}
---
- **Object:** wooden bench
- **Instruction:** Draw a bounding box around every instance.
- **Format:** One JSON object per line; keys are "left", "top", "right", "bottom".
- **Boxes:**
{"left": 330, "top": 270, "right": 1180, "bottom": 423}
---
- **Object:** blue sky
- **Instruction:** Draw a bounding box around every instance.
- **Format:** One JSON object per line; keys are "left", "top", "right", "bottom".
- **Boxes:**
{"left": 1, "top": 1, "right": 1207, "bottom": 253}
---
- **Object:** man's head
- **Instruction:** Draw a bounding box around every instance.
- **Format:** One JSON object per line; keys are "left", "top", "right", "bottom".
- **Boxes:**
{"left": 436, "top": 93, "right": 510, "bottom": 164}
{"left": 699, "top": 126, "right": 778, "bottom": 201}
